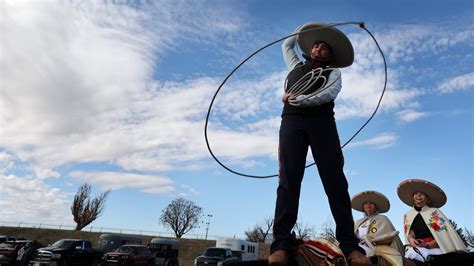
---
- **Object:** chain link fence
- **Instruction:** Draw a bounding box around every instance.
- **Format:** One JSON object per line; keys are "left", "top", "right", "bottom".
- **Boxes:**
{"left": 0, "top": 220, "right": 218, "bottom": 240}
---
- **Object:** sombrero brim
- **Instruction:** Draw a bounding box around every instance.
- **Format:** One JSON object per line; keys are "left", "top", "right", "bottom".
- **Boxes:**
{"left": 397, "top": 179, "right": 447, "bottom": 208}
{"left": 351, "top": 190, "right": 390, "bottom": 213}
{"left": 296, "top": 22, "right": 354, "bottom": 68}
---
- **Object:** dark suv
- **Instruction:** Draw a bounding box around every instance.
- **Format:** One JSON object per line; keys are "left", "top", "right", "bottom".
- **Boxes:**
{"left": 102, "top": 244, "right": 155, "bottom": 265}
{"left": 194, "top": 248, "right": 238, "bottom": 266}
{"left": 29, "top": 239, "right": 102, "bottom": 265}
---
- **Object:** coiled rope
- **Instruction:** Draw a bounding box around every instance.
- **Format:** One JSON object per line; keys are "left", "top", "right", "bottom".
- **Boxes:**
{"left": 286, "top": 66, "right": 339, "bottom": 106}
{"left": 204, "top": 21, "right": 387, "bottom": 178}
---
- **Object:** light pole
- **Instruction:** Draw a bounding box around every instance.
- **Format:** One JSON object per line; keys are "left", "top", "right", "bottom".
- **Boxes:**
{"left": 205, "top": 214, "right": 213, "bottom": 240}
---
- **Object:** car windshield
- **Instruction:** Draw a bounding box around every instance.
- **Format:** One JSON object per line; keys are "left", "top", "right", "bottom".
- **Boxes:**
{"left": 50, "top": 240, "right": 76, "bottom": 249}
{"left": 204, "top": 248, "right": 225, "bottom": 257}
{"left": 116, "top": 246, "right": 135, "bottom": 253}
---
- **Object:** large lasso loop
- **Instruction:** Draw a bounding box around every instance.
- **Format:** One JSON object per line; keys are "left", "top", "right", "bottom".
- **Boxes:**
{"left": 204, "top": 22, "right": 387, "bottom": 178}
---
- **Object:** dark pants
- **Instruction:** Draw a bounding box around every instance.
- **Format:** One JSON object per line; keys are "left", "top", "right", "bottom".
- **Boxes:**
{"left": 271, "top": 114, "right": 360, "bottom": 256}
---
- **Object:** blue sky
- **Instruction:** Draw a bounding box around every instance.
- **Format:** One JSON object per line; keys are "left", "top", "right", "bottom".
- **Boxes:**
{"left": 1, "top": 0, "right": 472, "bottom": 241}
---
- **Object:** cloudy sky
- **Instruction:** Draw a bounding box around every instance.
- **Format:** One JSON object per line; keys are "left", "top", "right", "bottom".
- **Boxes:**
{"left": 1, "top": 0, "right": 472, "bottom": 240}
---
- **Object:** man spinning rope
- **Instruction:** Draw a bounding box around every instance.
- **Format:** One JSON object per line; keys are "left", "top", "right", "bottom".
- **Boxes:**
{"left": 268, "top": 22, "right": 370, "bottom": 265}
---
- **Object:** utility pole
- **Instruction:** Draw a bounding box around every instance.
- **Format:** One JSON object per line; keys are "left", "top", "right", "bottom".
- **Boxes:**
{"left": 205, "top": 214, "right": 213, "bottom": 240}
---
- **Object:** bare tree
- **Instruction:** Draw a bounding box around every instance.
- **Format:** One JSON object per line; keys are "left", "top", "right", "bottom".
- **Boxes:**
{"left": 464, "top": 228, "right": 474, "bottom": 247}
{"left": 160, "top": 197, "right": 202, "bottom": 238}
{"left": 318, "top": 219, "right": 336, "bottom": 240}
{"left": 450, "top": 219, "right": 470, "bottom": 247}
{"left": 71, "top": 183, "right": 110, "bottom": 230}
{"left": 244, "top": 217, "right": 274, "bottom": 243}
{"left": 257, "top": 217, "right": 274, "bottom": 242}
{"left": 293, "top": 221, "right": 316, "bottom": 240}
{"left": 245, "top": 225, "right": 264, "bottom": 242}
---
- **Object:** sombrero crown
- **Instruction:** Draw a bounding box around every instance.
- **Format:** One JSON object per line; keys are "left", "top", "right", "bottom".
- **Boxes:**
{"left": 351, "top": 190, "right": 390, "bottom": 213}
{"left": 397, "top": 179, "right": 447, "bottom": 208}
{"left": 296, "top": 22, "right": 354, "bottom": 68}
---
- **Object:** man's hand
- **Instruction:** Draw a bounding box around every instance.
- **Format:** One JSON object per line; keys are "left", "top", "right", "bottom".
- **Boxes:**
{"left": 282, "top": 92, "right": 292, "bottom": 103}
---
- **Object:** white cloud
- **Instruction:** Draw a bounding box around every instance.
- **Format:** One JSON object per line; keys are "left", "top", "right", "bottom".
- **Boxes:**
{"left": 336, "top": 66, "right": 426, "bottom": 120}
{"left": 396, "top": 109, "right": 431, "bottom": 123}
{"left": 438, "top": 72, "right": 474, "bottom": 94}
{"left": 346, "top": 133, "right": 398, "bottom": 149}
{"left": 34, "top": 167, "right": 61, "bottom": 180}
{"left": 213, "top": 71, "right": 286, "bottom": 121}
{"left": 0, "top": 1, "right": 254, "bottom": 222}
{"left": 0, "top": 152, "right": 15, "bottom": 174}
{"left": 0, "top": 174, "right": 71, "bottom": 224}
{"left": 244, "top": 117, "right": 281, "bottom": 137}
{"left": 0, "top": 1, "right": 246, "bottom": 172}
{"left": 334, "top": 34, "right": 420, "bottom": 120}
{"left": 335, "top": 24, "right": 473, "bottom": 120}
{"left": 69, "top": 171, "right": 175, "bottom": 195}
{"left": 371, "top": 24, "right": 474, "bottom": 63}
{"left": 1, "top": 1, "right": 472, "bottom": 208}
{"left": 0, "top": 152, "right": 14, "bottom": 164}
{"left": 180, "top": 184, "right": 200, "bottom": 197}
{"left": 206, "top": 128, "right": 277, "bottom": 160}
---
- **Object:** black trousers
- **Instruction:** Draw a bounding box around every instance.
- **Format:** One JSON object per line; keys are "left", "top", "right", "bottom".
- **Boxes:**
{"left": 271, "top": 114, "right": 360, "bottom": 255}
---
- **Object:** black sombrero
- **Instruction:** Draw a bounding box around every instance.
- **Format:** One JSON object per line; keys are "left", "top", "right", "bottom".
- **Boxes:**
{"left": 296, "top": 22, "right": 354, "bottom": 68}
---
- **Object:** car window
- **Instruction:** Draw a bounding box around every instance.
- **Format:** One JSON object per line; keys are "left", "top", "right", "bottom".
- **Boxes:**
{"left": 203, "top": 248, "right": 226, "bottom": 257}
{"left": 75, "top": 242, "right": 84, "bottom": 250}
{"left": 51, "top": 240, "right": 75, "bottom": 249}
{"left": 116, "top": 246, "right": 134, "bottom": 253}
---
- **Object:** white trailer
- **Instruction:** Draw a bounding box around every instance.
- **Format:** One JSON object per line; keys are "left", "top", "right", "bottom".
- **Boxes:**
{"left": 215, "top": 237, "right": 259, "bottom": 261}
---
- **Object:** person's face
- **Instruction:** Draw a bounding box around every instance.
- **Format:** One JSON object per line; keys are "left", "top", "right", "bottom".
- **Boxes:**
{"left": 363, "top": 201, "right": 377, "bottom": 216}
{"left": 311, "top": 42, "right": 333, "bottom": 61}
{"left": 413, "top": 191, "right": 430, "bottom": 207}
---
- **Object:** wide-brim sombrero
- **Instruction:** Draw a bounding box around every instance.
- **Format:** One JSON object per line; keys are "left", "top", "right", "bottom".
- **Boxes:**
{"left": 296, "top": 22, "right": 354, "bottom": 68}
{"left": 397, "top": 179, "right": 447, "bottom": 208}
{"left": 351, "top": 190, "right": 390, "bottom": 213}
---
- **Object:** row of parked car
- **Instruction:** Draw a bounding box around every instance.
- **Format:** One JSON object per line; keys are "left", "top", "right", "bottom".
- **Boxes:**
{"left": 0, "top": 234, "right": 179, "bottom": 266}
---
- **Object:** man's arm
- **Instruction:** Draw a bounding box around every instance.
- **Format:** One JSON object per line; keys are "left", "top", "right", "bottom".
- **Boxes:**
{"left": 294, "top": 69, "right": 342, "bottom": 106}
{"left": 282, "top": 27, "right": 302, "bottom": 71}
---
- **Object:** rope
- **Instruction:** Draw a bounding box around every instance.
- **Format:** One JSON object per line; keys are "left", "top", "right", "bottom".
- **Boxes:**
{"left": 204, "top": 21, "right": 387, "bottom": 178}
{"left": 286, "top": 67, "right": 339, "bottom": 106}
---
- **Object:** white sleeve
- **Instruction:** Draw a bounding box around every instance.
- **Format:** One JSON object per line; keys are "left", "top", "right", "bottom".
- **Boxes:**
{"left": 282, "top": 27, "right": 302, "bottom": 71}
{"left": 295, "top": 69, "right": 342, "bottom": 106}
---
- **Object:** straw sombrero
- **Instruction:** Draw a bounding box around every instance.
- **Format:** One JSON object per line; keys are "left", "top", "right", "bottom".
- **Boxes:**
{"left": 296, "top": 22, "right": 354, "bottom": 68}
{"left": 397, "top": 179, "right": 447, "bottom": 208}
{"left": 351, "top": 190, "right": 390, "bottom": 213}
